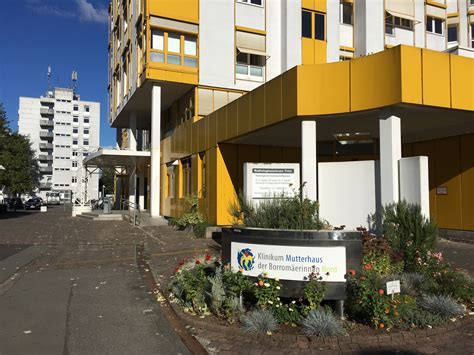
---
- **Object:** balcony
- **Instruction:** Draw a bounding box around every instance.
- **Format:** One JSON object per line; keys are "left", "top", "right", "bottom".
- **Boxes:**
{"left": 40, "top": 107, "right": 54, "bottom": 116}
{"left": 39, "top": 143, "right": 53, "bottom": 150}
{"left": 39, "top": 166, "right": 53, "bottom": 173}
{"left": 38, "top": 154, "right": 53, "bottom": 161}
{"left": 39, "top": 131, "right": 54, "bottom": 140}
{"left": 40, "top": 119, "right": 54, "bottom": 127}
{"left": 39, "top": 182, "right": 52, "bottom": 189}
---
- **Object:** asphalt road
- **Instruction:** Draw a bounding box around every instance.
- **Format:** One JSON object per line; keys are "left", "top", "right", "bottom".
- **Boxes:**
{"left": 0, "top": 207, "right": 188, "bottom": 355}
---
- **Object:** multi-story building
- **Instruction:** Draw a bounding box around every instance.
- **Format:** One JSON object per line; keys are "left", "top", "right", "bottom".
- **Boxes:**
{"left": 95, "top": 0, "right": 473, "bottom": 236}
{"left": 18, "top": 87, "right": 100, "bottom": 201}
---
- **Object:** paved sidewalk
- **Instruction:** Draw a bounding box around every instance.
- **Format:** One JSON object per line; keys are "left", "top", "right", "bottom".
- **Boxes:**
{"left": 144, "top": 226, "right": 474, "bottom": 354}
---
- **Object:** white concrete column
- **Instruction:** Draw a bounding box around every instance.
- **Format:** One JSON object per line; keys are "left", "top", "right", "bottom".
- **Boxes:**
{"left": 129, "top": 168, "right": 136, "bottom": 207}
{"left": 301, "top": 120, "right": 317, "bottom": 201}
{"left": 138, "top": 172, "right": 145, "bottom": 210}
{"left": 150, "top": 85, "right": 161, "bottom": 217}
{"left": 129, "top": 112, "right": 137, "bottom": 151}
{"left": 115, "top": 176, "right": 121, "bottom": 209}
{"left": 379, "top": 114, "right": 402, "bottom": 206}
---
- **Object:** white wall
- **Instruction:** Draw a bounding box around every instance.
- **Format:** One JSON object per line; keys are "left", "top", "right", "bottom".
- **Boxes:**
{"left": 236, "top": 1, "right": 265, "bottom": 31}
{"left": 426, "top": 33, "right": 447, "bottom": 51}
{"left": 399, "top": 156, "right": 430, "bottom": 218}
{"left": 354, "top": 0, "right": 384, "bottom": 57}
{"left": 326, "top": 0, "right": 340, "bottom": 63}
{"left": 385, "top": 27, "right": 415, "bottom": 47}
{"left": 319, "top": 161, "right": 379, "bottom": 230}
{"left": 339, "top": 24, "right": 353, "bottom": 50}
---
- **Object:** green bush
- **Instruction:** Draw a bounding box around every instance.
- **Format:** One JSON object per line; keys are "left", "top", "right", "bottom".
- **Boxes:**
{"left": 169, "top": 195, "right": 208, "bottom": 237}
{"left": 231, "top": 184, "right": 326, "bottom": 230}
{"left": 397, "top": 306, "right": 448, "bottom": 329}
{"left": 419, "top": 294, "right": 464, "bottom": 318}
{"left": 375, "top": 200, "right": 438, "bottom": 271}
{"left": 301, "top": 272, "right": 327, "bottom": 315}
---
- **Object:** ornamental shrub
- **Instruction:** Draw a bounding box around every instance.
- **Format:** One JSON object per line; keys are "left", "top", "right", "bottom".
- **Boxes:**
{"left": 241, "top": 309, "right": 278, "bottom": 334}
{"left": 374, "top": 200, "right": 438, "bottom": 271}
{"left": 302, "top": 308, "right": 345, "bottom": 337}
{"left": 169, "top": 195, "right": 207, "bottom": 237}
{"left": 301, "top": 272, "right": 327, "bottom": 315}
{"left": 231, "top": 184, "right": 326, "bottom": 230}
{"left": 419, "top": 294, "right": 464, "bottom": 318}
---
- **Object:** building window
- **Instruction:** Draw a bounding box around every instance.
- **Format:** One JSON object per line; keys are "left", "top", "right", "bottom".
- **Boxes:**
{"left": 426, "top": 16, "right": 443, "bottom": 35}
{"left": 84, "top": 106, "right": 90, "bottom": 112}
{"left": 84, "top": 129, "right": 89, "bottom": 135}
{"left": 73, "top": 116, "right": 78, "bottom": 123}
{"left": 167, "top": 164, "right": 176, "bottom": 198}
{"left": 302, "top": 10, "right": 325, "bottom": 40}
{"left": 236, "top": 52, "right": 265, "bottom": 81}
{"left": 182, "top": 158, "right": 192, "bottom": 197}
{"left": 151, "top": 29, "right": 198, "bottom": 68}
{"left": 84, "top": 140, "right": 89, "bottom": 145}
{"left": 471, "top": 24, "right": 474, "bottom": 48}
{"left": 73, "top": 128, "right": 78, "bottom": 134}
{"left": 340, "top": 1, "right": 353, "bottom": 25}
{"left": 237, "top": 0, "right": 263, "bottom": 5}
{"left": 84, "top": 118, "right": 89, "bottom": 123}
{"left": 448, "top": 24, "right": 458, "bottom": 42}
{"left": 386, "top": 13, "right": 413, "bottom": 35}
{"left": 73, "top": 105, "right": 78, "bottom": 111}
{"left": 72, "top": 151, "right": 78, "bottom": 156}
{"left": 72, "top": 161, "right": 78, "bottom": 168}
{"left": 72, "top": 177, "right": 77, "bottom": 183}
{"left": 73, "top": 140, "right": 78, "bottom": 145}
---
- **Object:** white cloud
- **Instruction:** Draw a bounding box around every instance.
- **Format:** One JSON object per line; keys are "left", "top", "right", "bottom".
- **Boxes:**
{"left": 25, "top": 0, "right": 74, "bottom": 19}
{"left": 75, "top": 0, "right": 108, "bottom": 24}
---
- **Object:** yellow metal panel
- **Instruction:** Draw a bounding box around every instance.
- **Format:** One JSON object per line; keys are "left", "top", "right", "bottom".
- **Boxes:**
{"left": 350, "top": 47, "right": 401, "bottom": 112}
{"left": 302, "top": 38, "right": 315, "bottom": 65}
{"left": 237, "top": 93, "right": 252, "bottom": 136}
{"left": 250, "top": 85, "right": 265, "bottom": 131}
{"left": 422, "top": 49, "right": 451, "bottom": 108}
{"left": 435, "top": 136, "right": 462, "bottom": 229}
{"left": 260, "top": 146, "right": 282, "bottom": 163}
{"left": 265, "top": 76, "right": 282, "bottom": 126}
{"left": 216, "top": 145, "right": 238, "bottom": 225}
{"left": 315, "top": 0, "right": 326, "bottom": 13}
{"left": 302, "top": 0, "right": 315, "bottom": 10}
{"left": 185, "top": 121, "right": 192, "bottom": 155}
{"left": 146, "top": 67, "right": 198, "bottom": 85}
{"left": 297, "top": 62, "right": 350, "bottom": 115}
{"left": 178, "top": 125, "right": 185, "bottom": 155}
{"left": 207, "top": 148, "right": 217, "bottom": 225}
{"left": 281, "top": 68, "right": 298, "bottom": 119}
{"left": 450, "top": 54, "right": 474, "bottom": 111}
{"left": 400, "top": 46, "right": 422, "bottom": 104}
{"left": 207, "top": 112, "right": 217, "bottom": 149}
{"left": 314, "top": 40, "right": 327, "bottom": 64}
{"left": 148, "top": 0, "right": 199, "bottom": 24}
{"left": 282, "top": 147, "right": 301, "bottom": 164}
{"left": 227, "top": 100, "right": 239, "bottom": 140}
{"left": 197, "top": 119, "right": 206, "bottom": 153}
{"left": 192, "top": 120, "right": 199, "bottom": 154}
{"left": 191, "top": 154, "right": 199, "bottom": 196}
{"left": 178, "top": 160, "right": 183, "bottom": 198}
{"left": 461, "top": 134, "right": 474, "bottom": 231}
{"left": 216, "top": 107, "right": 228, "bottom": 143}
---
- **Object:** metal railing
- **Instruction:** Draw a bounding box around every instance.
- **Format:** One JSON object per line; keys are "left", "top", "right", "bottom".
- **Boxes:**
{"left": 120, "top": 197, "right": 141, "bottom": 226}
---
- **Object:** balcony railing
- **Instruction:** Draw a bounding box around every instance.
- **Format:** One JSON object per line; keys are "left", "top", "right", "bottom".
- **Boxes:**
{"left": 38, "top": 154, "right": 53, "bottom": 161}
{"left": 40, "top": 107, "right": 54, "bottom": 115}
{"left": 39, "top": 131, "right": 54, "bottom": 140}
{"left": 39, "top": 143, "right": 53, "bottom": 150}
{"left": 40, "top": 119, "right": 54, "bottom": 127}
{"left": 39, "top": 166, "right": 53, "bottom": 173}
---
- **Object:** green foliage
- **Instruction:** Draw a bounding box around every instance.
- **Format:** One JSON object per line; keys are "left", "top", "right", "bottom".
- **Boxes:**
{"left": 375, "top": 200, "right": 438, "bottom": 271}
{"left": 271, "top": 300, "right": 301, "bottom": 325}
{"left": 241, "top": 309, "right": 278, "bottom": 334}
{"left": 419, "top": 294, "right": 464, "bottom": 318}
{"left": 231, "top": 184, "right": 326, "bottom": 230}
{"left": 253, "top": 273, "right": 282, "bottom": 309}
{"left": 169, "top": 195, "right": 208, "bottom": 238}
{"left": 302, "top": 308, "right": 345, "bottom": 337}
{"left": 397, "top": 306, "right": 448, "bottom": 329}
{"left": 301, "top": 273, "right": 327, "bottom": 315}
{"left": 363, "top": 250, "right": 404, "bottom": 276}
{"left": 99, "top": 168, "right": 115, "bottom": 195}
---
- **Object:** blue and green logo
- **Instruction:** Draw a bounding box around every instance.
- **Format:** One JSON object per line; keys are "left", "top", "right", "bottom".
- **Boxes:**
{"left": 237, "top": 248, "right": 255, "bottom": 271}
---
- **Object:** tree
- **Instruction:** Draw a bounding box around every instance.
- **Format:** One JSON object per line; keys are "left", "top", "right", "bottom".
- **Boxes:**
{"left": 0, "top": 103, "right": 39, "bottom": 195}
{"left": 99, "top": 167, "right": 115, "bottom": 195}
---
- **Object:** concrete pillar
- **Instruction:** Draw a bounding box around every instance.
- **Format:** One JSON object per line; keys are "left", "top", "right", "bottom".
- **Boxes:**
{"left": 115, "top": 176, "right": 122, "bottom": 209}
{"left": 138, "top": 172, "right": 145, "bottom": 210}
{"left": 150, "top": 85, "right": 161, "bottom": 217}
{"left": 301, "top": 120, "right": 317, "bottom": 201}
{"left": 379, "top": 113, "right": 401, "bottom": 206}
{"left": 129, "top": 168, "right": 136, "bottom": 207}
{"left": 129, "top": 112, "right": 137, "bottom": 151}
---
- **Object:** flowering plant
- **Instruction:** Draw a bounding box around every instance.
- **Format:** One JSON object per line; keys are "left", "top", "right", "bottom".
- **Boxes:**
{"left": 253, "top": 272, "right": 282, "bottom": 309}
{"left": 301, "top": 271, "right": 328, "bottom": 315}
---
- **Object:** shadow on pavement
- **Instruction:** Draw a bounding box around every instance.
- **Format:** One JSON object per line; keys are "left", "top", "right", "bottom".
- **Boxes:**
{"left": 0, "top": 210, "right": 37, "bottom": 220}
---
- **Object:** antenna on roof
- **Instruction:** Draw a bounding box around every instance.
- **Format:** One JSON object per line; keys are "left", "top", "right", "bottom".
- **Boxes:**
{"left": 71, "top": 70, "right": 78, "bottom": 95}
{"left": 47, "top": 65, "right": 52, "bottom": 92}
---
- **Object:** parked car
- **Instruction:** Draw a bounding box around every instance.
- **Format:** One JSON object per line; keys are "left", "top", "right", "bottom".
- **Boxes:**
{"left": 7, "top": 197, "right": 24, "bottom": 210}
{"left": 46, "top": 192, "right": 60, "bottom": 205}
{"left": 25, "top": 197, "right": 43, "bottom": 210}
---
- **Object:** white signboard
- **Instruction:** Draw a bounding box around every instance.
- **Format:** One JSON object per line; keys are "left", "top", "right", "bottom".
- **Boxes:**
{"left": 244, "top": 163, "right": 300, "bottom": 201}
{"left": 231, "top": 242, "right": 347, "bottom": 282}
{"left": 386, "top": 280, "right": 401, "bottom": 295}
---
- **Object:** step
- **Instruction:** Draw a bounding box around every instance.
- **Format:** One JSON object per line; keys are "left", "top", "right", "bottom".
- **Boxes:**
{"left": 77, "top": 212, "right": 123, "bottom": 221}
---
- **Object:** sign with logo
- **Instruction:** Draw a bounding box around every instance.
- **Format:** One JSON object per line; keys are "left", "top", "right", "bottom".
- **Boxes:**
{"left": 244, "top": 163, "right": 300, "bottom": 201}
{"left": 386, "top": 280, "right": 401, "bottom": 295}
{"left": 231, "top": 242, "right": 347, "bottom": 282}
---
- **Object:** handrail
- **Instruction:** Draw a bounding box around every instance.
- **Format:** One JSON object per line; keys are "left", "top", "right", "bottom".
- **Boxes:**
{"left": 120, "top": 197, "right": 141, "bottom": 226}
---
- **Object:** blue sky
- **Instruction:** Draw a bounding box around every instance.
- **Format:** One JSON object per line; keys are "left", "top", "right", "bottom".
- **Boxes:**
{"left": 0, "top": 0, "right": 116, "bottom": 147}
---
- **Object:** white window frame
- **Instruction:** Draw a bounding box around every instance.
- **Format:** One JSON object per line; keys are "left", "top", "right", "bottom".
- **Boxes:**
{"left": 237, "top": 0, "right": 264, "bottom": 7}
{"left": 426, "top": 16, "right": 444, "bottom": 35}
{"left": 236, "top": 52, "right": 265, "bottom": 82}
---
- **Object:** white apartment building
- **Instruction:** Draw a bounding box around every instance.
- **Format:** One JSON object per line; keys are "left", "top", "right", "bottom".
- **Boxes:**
{"left": 18, "top": 87, "right": 100, "bottom": 201}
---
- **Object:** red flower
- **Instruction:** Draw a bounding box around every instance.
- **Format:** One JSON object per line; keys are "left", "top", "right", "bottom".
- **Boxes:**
{"left": 348, "top": 269, "right": 356, "bottom": 276}
{"left": 179, "top": 262, "right": 184, "bottom": 266}
{"left": 205, "top": 254, "right": 212, "bottom": 261}
{"left": 378, "top": 289, "right": 384, "bottom": 295}
{"left": 195, "top": 260, "right": 201, "bottom": 265}
{"left": 363, "top": 264, "right": 373, "bottom": 270}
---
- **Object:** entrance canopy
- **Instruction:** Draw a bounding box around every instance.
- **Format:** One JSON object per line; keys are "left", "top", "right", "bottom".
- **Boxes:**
{"left": 84, "top": 148, "right": 150, "bottom": 169}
